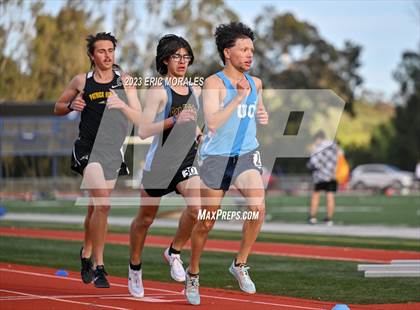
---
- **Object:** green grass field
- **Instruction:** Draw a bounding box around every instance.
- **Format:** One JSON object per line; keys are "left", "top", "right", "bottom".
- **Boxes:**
{"left": 264, "top": 195, "right": 420, "bottom": 226}
{"left": 0, "top": 235, "right": 419, "bottom": 304}
{"left": 2, "top": 195, "right": 420, "bottom": 226}
{"left": 1, "top": 220, "right": 419, "bottom": 251}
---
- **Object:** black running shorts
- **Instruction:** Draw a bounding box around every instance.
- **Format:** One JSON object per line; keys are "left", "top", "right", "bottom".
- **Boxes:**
{"left": 71, "top": 138, "right": 129, "bottom": 180}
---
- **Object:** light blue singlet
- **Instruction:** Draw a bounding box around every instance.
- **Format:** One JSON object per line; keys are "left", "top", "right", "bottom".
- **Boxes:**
{"left": 200, "top": 71, "right": 259, "bottom": 159}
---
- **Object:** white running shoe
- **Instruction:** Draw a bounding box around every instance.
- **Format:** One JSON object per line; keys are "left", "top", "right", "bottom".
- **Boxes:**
{"left": 229, "top": 260, "right": 256, "bottom": 294}
{"left": 323, "top": 218, "right": 334, "bottom": 226}
{"left": 163, "top": 247, "right": 186, "bottom": 282}
{"left": 308, "top": 217, "right": 318, "bottom": 225}
{"left": 185, "top": 271, "right": 200, "bottom": 305}
{"left": 128, "top": 265, "right": 144, "bottom": 298}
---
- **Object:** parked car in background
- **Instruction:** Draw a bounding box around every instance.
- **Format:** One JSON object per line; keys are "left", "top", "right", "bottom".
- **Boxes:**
{"left": 350, "top": 164, "right": 414, "bottom": 190}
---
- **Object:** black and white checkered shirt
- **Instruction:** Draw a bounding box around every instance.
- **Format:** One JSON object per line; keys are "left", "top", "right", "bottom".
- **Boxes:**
{"left": 307, "top": 140, "right": 338, "bottom": 184}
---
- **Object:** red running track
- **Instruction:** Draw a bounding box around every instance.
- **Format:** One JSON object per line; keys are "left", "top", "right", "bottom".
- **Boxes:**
{"left": 1, "top": 227, "right": 419, "bottom": 263}
{"left": 1, "top": 263, "right": 419, "bottom": 310}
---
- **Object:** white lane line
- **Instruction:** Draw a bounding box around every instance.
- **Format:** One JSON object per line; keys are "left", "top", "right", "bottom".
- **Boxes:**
{"left": 268, "top": 206, "right": 383, "bottom": 213}
{"left": 0, "top": 268, "right": 327, "bottom": 309}
{"left": 0, "top": 293, "right": 131, "bottom": 300}
{"left": 0, "top": 293, "right": 179, "bottom": 301}
{"left": 0, "top": 296, "right": 34, "bottom": 300}
{"left": 101, "top": 296, "right": 187, "bottom": 303}
{"left": 0, "top": 289, "right": 131, "bottom": 310}
{"left": 250, "top": 251, "right": 385, "bottom": 263}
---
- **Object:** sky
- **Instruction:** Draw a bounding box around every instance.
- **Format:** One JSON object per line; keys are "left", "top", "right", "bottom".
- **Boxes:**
{"left": 227, "top": 0, "right": 419, "bottom": 99}
{"left": 41, "top": 0, "right": 420, "bottom": 99}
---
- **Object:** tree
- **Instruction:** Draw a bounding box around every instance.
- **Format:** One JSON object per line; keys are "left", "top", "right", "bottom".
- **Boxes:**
{"left": 163, "top": 0, "right": 238, "bottom": 78}
{"left": 390, "top": 50, "right": 420, "bottom": 170}
{"left": 0, "top": 0, "right": 43, "bottom": 102}
{"left": 28, "top": 4, "right": 99, "bottom": 100}
{"left": 0, "top": 53, "right": 27, "bottom": 102}
{"left": 253, "top": 9, "right": 363, "bottom": 114}
{"left": 369, "top": 121, "right": 395, "bottom": 164}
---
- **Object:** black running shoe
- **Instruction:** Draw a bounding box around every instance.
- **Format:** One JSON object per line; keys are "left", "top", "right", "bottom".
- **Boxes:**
{"left": 80, "top": 247, "right": 94, "bottom": 284}
{"left": 93, "top": 265, "right": 110, "bottom": 288}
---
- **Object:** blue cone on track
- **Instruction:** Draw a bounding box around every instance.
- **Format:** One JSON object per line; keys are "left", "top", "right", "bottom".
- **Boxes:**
{"left": 332, "top": 304, "right": 350, "bottom": 310}
{"left": 0, "top": 206, "right": 7, "bottom": 217}
{"left": 55, "top": 269, "right": 69, "bottom": 277}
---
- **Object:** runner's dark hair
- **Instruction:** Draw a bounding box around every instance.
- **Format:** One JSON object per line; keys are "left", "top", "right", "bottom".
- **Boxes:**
{"left": 156, "top": 34, "right": 194, "bottom": 75}
{"left": 86, "top": 32, "right": 121, "bottom": 70}
{"left": 215, "top": 22, "right": 255, "bottom": 64}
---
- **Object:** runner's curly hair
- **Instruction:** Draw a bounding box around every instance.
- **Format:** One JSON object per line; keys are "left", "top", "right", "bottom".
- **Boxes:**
{"left": 215, "top": 22, "right": 255, "bottom": 65}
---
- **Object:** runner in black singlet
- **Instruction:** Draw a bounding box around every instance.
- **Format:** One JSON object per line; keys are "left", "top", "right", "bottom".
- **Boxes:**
{"left": 54, "top": 32, "right": 141, "bottom": 288}
{"left": 128, "top": 34, "right": 202, "bottom": 298}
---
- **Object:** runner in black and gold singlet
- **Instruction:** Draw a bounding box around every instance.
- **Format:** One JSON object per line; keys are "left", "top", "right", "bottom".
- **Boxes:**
{"left": 128, "top": 35, "right": 202, "bottom": 298}
{"left": 54, "top": 32, "right": 141, "bottom": 289}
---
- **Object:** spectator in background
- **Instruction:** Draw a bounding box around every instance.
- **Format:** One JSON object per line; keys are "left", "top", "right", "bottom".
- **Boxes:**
{"left": 415, "top": 160, "right": 420, "bottom": 189}
{"left": 307, "top": 130, "right": 341, "bottom": 226}
{"left": 335, "top": 141, "right": 350, "bottom": 190}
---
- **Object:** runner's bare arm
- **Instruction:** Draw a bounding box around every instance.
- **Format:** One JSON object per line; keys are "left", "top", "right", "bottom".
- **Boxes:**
{"left": 138, "top": 86, "right": 170, "bottom": 139}
{"left": 107, "top": 73, "right": 142, "bottom": 126}
{"left": 253, "top": 77, "right": 268, "bottom": 125}
{"left": 192, "top": 85, "right": 202, "bottom": 98}
{"left": 54, "top": 74, "right": 86, "bottom": 116}
{"left": 138, "top": 85, "right": 197, "bottom": 139}
{"left": 203, "top": 75, "right": 246, "bottom": 132}
{"left": 192, "top": 85, "right": 203, "bottom": 141}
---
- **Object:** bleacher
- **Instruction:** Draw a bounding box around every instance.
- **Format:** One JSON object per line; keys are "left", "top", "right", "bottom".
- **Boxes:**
{"left": 0, "top": 103, "right": 146, "bottom": 193}
{"left": 0, "top": 103, "right": 80, "bottom": 190}
{"left": 0, "top": 115, "right": 79, "bottom": 156}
